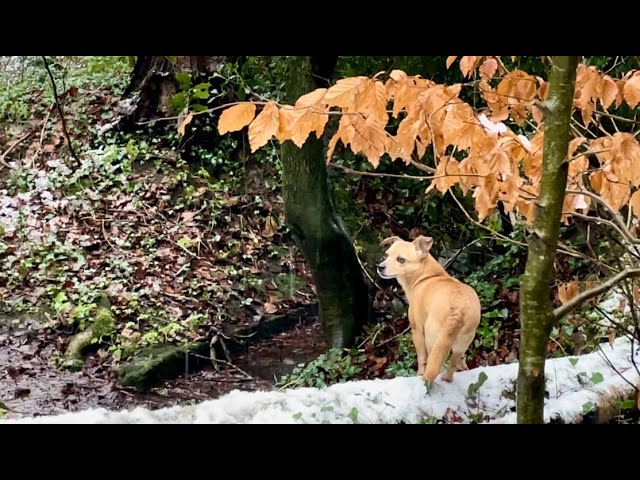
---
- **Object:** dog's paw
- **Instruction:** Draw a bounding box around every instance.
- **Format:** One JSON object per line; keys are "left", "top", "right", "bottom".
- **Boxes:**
{"left": 441, "top": 374, "right": 454, "bottom": 382}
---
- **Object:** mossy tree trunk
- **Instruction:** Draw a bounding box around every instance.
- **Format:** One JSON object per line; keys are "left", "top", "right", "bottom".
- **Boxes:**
{"left": 517, "top": 56, "right": 579, "bottom": 424}
{"left": 121, "top": 56, "right": 238, "bottom": 122}
{"left": 280, "top": 56, "right": 370, "bottom": 348}
{"left": 122, "top": 56, "right": 178, "bottom": 123}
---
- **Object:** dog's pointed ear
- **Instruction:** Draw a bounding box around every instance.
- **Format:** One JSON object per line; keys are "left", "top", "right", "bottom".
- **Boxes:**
{"left": 380, "top": 236, "right": 401, "bottom": 249}
{"left": 414, "top": 236, "right": 433, "bottom": 256}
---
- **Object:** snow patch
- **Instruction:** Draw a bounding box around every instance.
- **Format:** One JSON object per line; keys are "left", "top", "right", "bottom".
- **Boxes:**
{"left": 2, "top": 337, "right": 637, "bottom": 424}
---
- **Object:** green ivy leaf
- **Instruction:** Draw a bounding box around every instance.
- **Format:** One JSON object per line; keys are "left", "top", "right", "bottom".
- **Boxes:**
{"left": 619, "top": 399, "right": 635, "bottom": 410}
{"left": 582, "top": 401, "right": 596, "bottom": 415}
{"left": 590, "top": 372, "right": 604, "bottom": 384}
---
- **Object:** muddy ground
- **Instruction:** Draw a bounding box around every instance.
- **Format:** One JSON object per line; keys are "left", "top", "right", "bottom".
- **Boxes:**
{"left": 0, "top": 313, "right": 326, "bottom": 418}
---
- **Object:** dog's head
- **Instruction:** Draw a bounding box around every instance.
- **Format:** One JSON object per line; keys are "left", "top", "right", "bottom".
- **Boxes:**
{"left": 377, "top": 235, "right": 434, "bottom": 280}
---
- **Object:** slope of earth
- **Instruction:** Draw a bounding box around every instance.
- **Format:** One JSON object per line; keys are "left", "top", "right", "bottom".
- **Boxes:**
{"left": 0, "top": 56, "right": 325, "bottom": 415}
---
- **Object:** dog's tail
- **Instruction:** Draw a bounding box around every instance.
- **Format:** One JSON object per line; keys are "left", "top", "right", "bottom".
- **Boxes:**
{"left": 424, "top": 308, "right": 464, "bottom": 383}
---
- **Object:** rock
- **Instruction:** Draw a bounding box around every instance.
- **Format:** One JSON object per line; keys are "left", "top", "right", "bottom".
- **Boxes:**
{"left": 114, "top": 342, "right": 209, "bottom": 391}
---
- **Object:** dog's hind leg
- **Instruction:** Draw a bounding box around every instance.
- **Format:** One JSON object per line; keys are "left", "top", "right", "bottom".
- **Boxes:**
{"left": 411, "top": 326, "right": 428, "bottom": 376}
{"left": 441, "top": 349, "right": 464, "bottom": 382}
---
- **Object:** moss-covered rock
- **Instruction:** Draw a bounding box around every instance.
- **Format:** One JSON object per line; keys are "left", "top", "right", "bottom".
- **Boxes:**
{"left": 91, "top": 294, "right": 116, "bottom": 339}
{"left": 114, "top": 342, "right": 209, "bottom": 391}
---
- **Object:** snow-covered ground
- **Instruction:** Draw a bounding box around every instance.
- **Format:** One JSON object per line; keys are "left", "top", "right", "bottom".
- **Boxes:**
{"left": 2, "top": 336, "right": 637, "bottom": 424}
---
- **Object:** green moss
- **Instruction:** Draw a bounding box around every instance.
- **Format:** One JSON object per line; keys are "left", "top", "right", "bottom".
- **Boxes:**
{"left": 114, "top": 342, "right": 209, "bottom": 391}
{"left": 92, "top": 307, "right": 116, "bottom": 339}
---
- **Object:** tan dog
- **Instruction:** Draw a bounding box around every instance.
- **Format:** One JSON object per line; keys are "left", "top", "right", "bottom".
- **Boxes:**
{"left": 377, "top": 235, "right": 481, "bottom": 384}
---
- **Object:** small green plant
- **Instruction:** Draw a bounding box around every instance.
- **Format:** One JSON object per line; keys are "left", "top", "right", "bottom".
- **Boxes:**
{"left": 466, "top": 371, "right": 489, "bottom": 423}
{"left": 385, "top": 331, "right": 417, "bottom": 377}
{"left": 277, "top": 348, "right": 367, "bottom": 389}
{"left": 419, "top": 416, "right": 438, "bottom": 424}
{"left": 347, "top": 407, "right": 359, "bottom": 423}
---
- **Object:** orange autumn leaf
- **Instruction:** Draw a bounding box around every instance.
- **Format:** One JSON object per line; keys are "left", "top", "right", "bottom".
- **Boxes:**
{"left": 177, "top": 112, "right": 193, "bottom": 137}
{"left": 248, "top": 102, "right": 280, "bottom": 152}
{"left": 479, "top": 58, "right": 499, "bottom": 80}
{"left": 218, "top": 103, "right": 256, "bottom": 135}
{"left": 558, "top": 282, "right": 579, "bottom": 305}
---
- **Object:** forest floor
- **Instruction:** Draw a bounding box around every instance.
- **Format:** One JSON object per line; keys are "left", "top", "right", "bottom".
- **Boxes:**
{"left": 1, "top": 57, "right": 633, "bottom": 422}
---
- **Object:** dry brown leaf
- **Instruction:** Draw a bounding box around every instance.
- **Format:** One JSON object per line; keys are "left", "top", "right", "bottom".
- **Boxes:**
{"left": 558, "top": 282, "right": 579, "bottom": 305}
{"left": 446, "top": 56, "right": 458, "bottom": 69}
{"left": 248, "top": 102, "right": 280, "bottom": 152}
{"left": 177, "top": 112, "right": 193, "bottom": 137}
{"left": 460, "top": 56, "right": 480, "bottom": 78}
{"left": 355, "top": 79, "right": 389, "bottom": 125}
{"left": 324, "top": 77, "right": 368, "bottom": 108}
{"left": 623, "top": 72, "right": 640, "bottom": 109}
{"left": 264, "top": 302, "right": 278, "bottom": 314}
{"left": 600, "top": 75, "right": 619, "bottom": 109}
{"left": 263, "top": 215, "right": 278, "bottom": 237}
{"left": 389, "top": 70, "right": 407, "bottom": 82}
{"left": 218, "top": 103, "right": 256, "bottom": 135}
{"left": 630, "top": 191, "right": 640, "bottom": 219}
{"left": 479, "top": 58, "right": 498, "bottom": 80}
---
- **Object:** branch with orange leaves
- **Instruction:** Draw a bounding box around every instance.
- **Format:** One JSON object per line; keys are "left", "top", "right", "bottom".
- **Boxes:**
{"left": 553, "top": 268, "right": 640, "bottom": 320}
{"left": 449, "top": 187, "right": 608, "bottom": 264}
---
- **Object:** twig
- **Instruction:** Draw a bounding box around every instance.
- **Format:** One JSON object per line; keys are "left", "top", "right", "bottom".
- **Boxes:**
{"left": 448, "top": 190, "right": 528, "bottom": 248}
{"left": 0, "top": 131, "right": 33, "bottom": 169}
{"left": 353, "top": 243, "right": 382, "bottom": 290}
{"left": 211, "top": 358, "right": 253, "bottom": 380}
{"left": 374, "top": 326, "right": 411, "bottom": 348}
{"left": 41, "top": 56, "right": 80, "bottom": 164}
{"left": 554, "top": 268, "right": 640, "bottom": 320}
{"left": 443, "top": 237, "right": 484, "bottom": 270}
{"left": 30, "top": 105, "right": 53, "bottom": 167}
{"left": 593, "top": 109, "right": 640, "bottom": 126}
{"left": 101, "top": 219, "right": 118, "bottom": 251}
{"left": 567, "top": 189, "right": 640, "bottom": 245}
{"left": 329, "top": 161, "right": 480, "bottom": 182}
{"left": 329, "top": 162, "right": 430, "bottom": 181}
{"left": 596, "top": 342, "right": 639, "bottom": 393}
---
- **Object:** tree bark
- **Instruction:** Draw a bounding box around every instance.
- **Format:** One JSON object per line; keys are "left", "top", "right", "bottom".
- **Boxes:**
{"left": 517, "top": 56, "right": 579, "bottom": 424}
{"left": 280, "top": 56, "right": 370, "bottom": 348}
{"left": 121, "top": 56, "right": 177, "bottom": 122}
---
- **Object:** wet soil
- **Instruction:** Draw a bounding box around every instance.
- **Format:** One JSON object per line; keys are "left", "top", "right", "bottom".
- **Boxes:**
{"left": 0, "top": 315, "right": 326, "bottom": 418}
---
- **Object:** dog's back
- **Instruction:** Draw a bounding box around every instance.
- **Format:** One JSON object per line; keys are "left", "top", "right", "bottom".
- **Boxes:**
{"left": 412, "top": 270, "right": 481, "bottom": 382}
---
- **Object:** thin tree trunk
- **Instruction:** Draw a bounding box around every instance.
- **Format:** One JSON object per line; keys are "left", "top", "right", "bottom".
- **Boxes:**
{"left": 517, "top": 56, "right": 579, "bottom": 424}
{"left": 280, "top": 56, "right": 370, "bottom": 348}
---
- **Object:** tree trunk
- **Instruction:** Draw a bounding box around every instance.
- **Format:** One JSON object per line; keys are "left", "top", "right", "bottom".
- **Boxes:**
{"left": 121, "top": 56, "right": 177, "bottom": 123}
{"left": 280, "top": 56, "right": 370, "bottom": 348}
{"left": 517, "top": 56, "right": 579, "bottom": 424}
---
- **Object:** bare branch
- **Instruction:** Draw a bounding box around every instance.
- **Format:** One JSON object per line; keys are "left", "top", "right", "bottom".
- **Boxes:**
{"left": 567, "top": 189, "right": 640, "bottom": 245}
{"left": 0, "top": 131, "right": 33, "bottom": 170}
{"left": 328, "top": 162, "right": 482, "bottom": 182}
{"left": 553, "top": 268, "right": 640, "bottom": 320}
{"left": 41, "top": 56, "right": 80, "bottom": 164}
